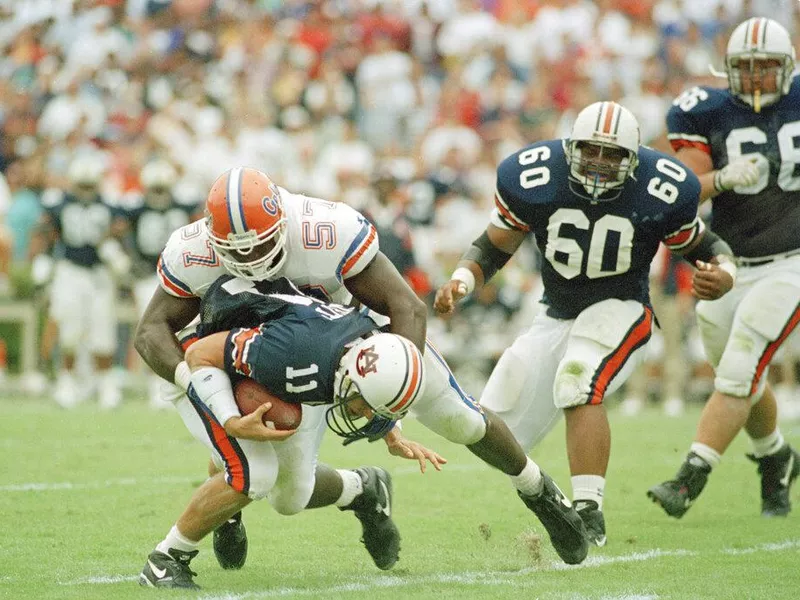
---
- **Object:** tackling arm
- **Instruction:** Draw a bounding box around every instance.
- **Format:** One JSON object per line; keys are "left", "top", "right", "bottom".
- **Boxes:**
{"left": 344, "top": 251, "right": 427, "bottom": 353}
{"left": 134, "top": 287, "right": 200, "bottom": 385}
{"left": 433, "top": 224, "right": 526, "bottom": 315}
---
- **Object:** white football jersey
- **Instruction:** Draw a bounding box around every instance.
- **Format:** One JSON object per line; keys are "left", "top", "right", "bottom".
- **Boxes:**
{"left": 157, "top": 188, "right": 380, "bottom": 344}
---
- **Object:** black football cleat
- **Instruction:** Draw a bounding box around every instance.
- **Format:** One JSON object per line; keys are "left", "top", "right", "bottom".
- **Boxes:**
{"left": 647, "top": 452, "right": 711, "bottom": 518}
{"left": 213, "top": 511, "right": 248, "bottom": 569}
{"left": 748, "top": 445, "right": 800, "bottom": 517}
{"left": 575, "top": 500, "right": 607, "bottom": 547}
{"left": 518, "top": 472, "right": 589, "bottom": 565}
{"left": 341, "top": 466, "right": 400, "bottom": 570}
{"left": 139, "top": 548, "right": 200, "bottom": 589}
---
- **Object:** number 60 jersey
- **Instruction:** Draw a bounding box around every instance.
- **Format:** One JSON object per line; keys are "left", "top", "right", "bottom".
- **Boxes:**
{"left": 494, "top": 140, "right": 702, "bottom": 319}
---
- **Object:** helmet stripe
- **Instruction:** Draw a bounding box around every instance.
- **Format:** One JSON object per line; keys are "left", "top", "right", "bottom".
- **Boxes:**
{"left": 602, "top": 102, "right": 615, "bottom": 134}
{"left": 750, "top": 18, "right": 760, "bottom": 46}
{"left": 226, "top": 167, "right": 247, "bottom": 234}
{"left": 594, "top": 102, "right": 605, "bottom": 132}
{"left": 390, "top": 340, "right": 422, "bottom": 414}
{"left": 760, "top": 18, "right": 768, "bottom": 48}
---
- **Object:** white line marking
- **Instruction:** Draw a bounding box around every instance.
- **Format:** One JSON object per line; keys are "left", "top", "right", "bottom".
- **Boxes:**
{"left": 2, "top": 466, "right": 485, "bottom": 493}
{"left": 723, "top": 539, "right": 800, "bottom": 554}
{"left": 0, "top": 476, "right": 196, "bottom": 492}
{"left": 59, "top": 540, "right": 798, "bottom": 595}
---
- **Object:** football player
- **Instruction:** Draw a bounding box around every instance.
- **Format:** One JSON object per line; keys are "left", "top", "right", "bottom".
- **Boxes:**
{"left": 37, "top": 154, "right": 129, "bottom": 409}
{"left": 648, "top": 18, "right": 800, "bottom": 519}
{"left": 168, "top": 272, "right": 590, "bottom": 589}
{"left": 434, "top": 101, "right": 736, "bottom": 546}
{"left": 136, "top": 168, "right": 443, "bottom": 588}
{"left": 119, "top": 160, "right": 196, "bottom": 409}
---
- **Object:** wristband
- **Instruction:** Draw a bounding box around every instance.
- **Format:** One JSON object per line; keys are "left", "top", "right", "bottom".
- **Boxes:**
{"left": 717, "top": 259, "right": 737, "bottom": 286}
{"left": 174, "top": 360, "right": 192, "bottom": 392}
{"left": 451, "top": 267, "right": 475, "bottom": 295}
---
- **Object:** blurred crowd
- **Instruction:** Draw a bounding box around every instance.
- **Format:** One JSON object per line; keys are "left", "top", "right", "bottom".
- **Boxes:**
{"left": 1, "top": 0, "right": 799, "bottom": 414}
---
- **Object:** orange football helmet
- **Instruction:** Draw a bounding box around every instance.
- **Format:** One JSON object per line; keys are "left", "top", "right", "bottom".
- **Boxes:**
{"left": 205, "top": 167, "right": 288, "bottom": 281}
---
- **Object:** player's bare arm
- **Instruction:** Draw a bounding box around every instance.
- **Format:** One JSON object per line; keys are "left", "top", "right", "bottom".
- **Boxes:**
{"left": 673, "top": 228, "right": 736, "bottom": 300}
{"left": 344, "top": 251, "right": 427, "bottom": 352}
{"left": 434, "top": 224, "right": 526, "bottom": 315}
{"left": 134, "top": 287, "right": 200, "bottom": 384}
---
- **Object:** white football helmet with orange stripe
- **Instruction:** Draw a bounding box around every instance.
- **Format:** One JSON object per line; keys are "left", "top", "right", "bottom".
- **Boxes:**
{"left": 205, "top": 167, "right": 288, "bottom": 281}
{"left": 721, "top": 17, "right": 795, "bottom": 112}
{"left": 565, "top": 101, "right": 640, "bottom": 201}
{"left": 328, "top": 333, "right": 426, "bottom": 441}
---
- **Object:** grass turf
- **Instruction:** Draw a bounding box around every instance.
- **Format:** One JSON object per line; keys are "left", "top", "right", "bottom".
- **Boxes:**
{"left": 1, "top": 396, "right": 799, "bottom": 599}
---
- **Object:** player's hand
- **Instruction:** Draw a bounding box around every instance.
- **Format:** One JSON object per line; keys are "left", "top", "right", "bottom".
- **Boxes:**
{"left": 224, "top": 404, "right": 297, "bottom": 441}
{"left": 715, "top": 157, "right": 760, "bottom": 191}
{"left": 692, "top": 260, "right": 735, "bottom": 300}
{"left": 434, "top": 280, "right": 468, "bottom": 315}
{"left": 384, "top": 427, "right": 447, "bottom": 473}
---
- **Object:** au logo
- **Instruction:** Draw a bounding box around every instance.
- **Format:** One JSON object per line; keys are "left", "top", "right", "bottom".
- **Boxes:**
{"left": 356, "top": 345, "right": 379, "bottom": 377}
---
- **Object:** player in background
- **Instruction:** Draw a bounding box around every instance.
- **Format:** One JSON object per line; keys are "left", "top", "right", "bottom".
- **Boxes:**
{"left": 648, "top": 18, "right": 800, "bottom": 519}
{"left": 135, "top": 168, "right": 443, "bottom": 587}
{"left": 117, "top": 160, "right": 196, "bottom": 409}
{"left": 139, "top": 273, "right": 590, "bottom": 588}
{"left": 435, "top": 102, "right": 736, "bottom": 547}
{"left": 35, "top": 154, "right": 130, "bottom": 409}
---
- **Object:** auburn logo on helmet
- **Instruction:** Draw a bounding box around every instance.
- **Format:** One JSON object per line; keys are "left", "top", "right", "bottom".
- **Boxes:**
{"left": 356, "top": 346, "right": 379, "bottom": 377}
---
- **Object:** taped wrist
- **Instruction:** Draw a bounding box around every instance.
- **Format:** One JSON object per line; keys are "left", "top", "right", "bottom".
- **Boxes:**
{"left": 462, "top": 232, "right": 512, "bottom": 283}
{"left": 189, "top": 366, "right": 240, "bottom": 427}
{"left": 682, "top": 229, "right": 733, "bottom": 264}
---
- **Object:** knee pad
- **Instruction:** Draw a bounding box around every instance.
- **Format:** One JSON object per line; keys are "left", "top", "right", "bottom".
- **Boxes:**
{"left": 553, "top": 362, "right": 590, "bottom": 408}
{"left": 267, "top": 475, "right": 314, "bottom": 515}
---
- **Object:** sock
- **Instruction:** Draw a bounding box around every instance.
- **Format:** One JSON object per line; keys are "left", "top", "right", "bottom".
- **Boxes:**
{"left": 571, "top": 475, "right": 605, "bottom": 510}
{"left": 689, "top": 442, "right": 721, "bottom": 470}
{"left": 156, "top": 525, "right": 199, "bottom": 555}
{"left": 510, "top": 458, "right": 543, "bottom": 497}
{"left": 749, "top": 429, "right": 785, "bottom": 458}
{"left": 334, "top": 469, "right": 364, "bottom": 508}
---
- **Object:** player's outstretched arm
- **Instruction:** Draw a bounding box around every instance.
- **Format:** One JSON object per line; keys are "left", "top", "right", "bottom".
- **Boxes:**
{"left": 134, "top": 287, "right": 200, "bottom": 385}
{"left": 345, "top": 251, "right": 428, "bottom": 353}
{"left": 434, "top": 224, "right": 525, "bottom": 315}
{"left": 382, "top": 426, "right": 447, "bottom": 474}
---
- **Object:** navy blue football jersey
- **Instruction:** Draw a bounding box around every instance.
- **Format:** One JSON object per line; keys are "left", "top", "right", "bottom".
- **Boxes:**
{"left": 122, "top": 196, "right": 193, "bottom": 268}
{"left": 199, "top": 275, "right": 379, "bottom": 405}
{"left": 494, "top": 140, "right": 702, "bottom": 319}
{"left": 41, "top": 190, "right": 120, "bottom": 267}
{"left": 667, "top": 78, "right": 800, "bottom": 258}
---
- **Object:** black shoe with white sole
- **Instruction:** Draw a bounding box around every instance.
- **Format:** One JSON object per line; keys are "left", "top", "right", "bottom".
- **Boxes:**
{"left": 213, "top": 511, "right": 248, "bottom": 569}
{"left": 748, "top": 445, "right": 800, "bottom": 517}
{"left": 518, "top": 472, "right": 590, "bottom": 565}
{"left": 575, "top": 500, "right": 606, "bottom": 547}
{"left": 340, "top": 466, "right": 400, "bottom": 570}
{"left": 139, "top": 548, "right": 199, "bottom": 589}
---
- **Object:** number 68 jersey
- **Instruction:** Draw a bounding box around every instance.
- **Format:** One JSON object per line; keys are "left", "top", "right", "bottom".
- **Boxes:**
{"left": 493, "top": 140, "right": 702, "bottom": 319}
{"left": 666, "top": 78, "right": 800, "bottom": 259}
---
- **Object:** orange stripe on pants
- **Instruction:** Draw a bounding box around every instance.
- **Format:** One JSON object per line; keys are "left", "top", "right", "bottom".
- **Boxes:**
{"left": 750, "top": 302, "right": 800, "bottom": 396}
{"left": 589, "top": 306, "right": 653, "bottom": 405}
{"left": 202, "top": 406, "right": 249, "bottom": 494}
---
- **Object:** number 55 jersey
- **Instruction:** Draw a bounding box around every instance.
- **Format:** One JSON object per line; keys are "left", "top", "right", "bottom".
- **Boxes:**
{"left": 494, "top": 140, "right": 702, "bottom": 319}
{"left": 666, "top": 78, "right": 800, "bottom": 259}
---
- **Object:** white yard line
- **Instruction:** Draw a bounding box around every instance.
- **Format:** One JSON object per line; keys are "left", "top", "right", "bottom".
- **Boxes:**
{"left": 57, "top": 540, "right": 798, "bottom": 597}
{"left": 0, "top": 466, "right": 485, "bottom": 493}
{"left": 0, "top": 476, "right": 196, "bottom": 492}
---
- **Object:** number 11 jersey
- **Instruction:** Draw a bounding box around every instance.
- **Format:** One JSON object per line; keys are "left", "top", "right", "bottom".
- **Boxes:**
{"left": 494, "top": 140, "right": 702, "bottom": 319}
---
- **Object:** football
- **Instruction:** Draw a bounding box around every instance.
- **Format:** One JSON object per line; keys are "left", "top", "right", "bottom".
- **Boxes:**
{"left": 233, "top": 379, "right": 302, "bottom": 431}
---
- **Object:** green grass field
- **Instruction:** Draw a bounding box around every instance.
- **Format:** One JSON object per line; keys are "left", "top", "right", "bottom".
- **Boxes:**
{"left": 2, "top": 396, "right": 799, "bottom": 600}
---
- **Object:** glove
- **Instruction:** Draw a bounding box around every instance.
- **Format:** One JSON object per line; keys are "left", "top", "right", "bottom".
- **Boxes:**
{"left": 714, "top": 157, "right": 760, "bottom": 192}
